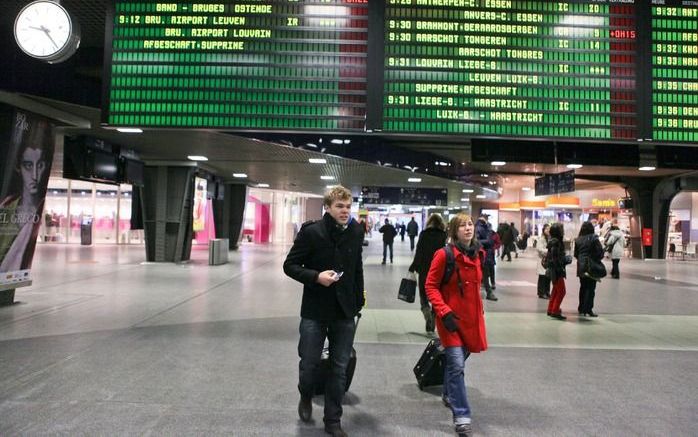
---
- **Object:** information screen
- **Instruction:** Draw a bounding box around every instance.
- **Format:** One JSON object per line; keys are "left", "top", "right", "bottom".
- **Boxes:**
{"left": 652, "top": 1, "right": 698, "bottom": 143}
{"left": 382, "top": 0, "right": 638, "bottom": 139}
{"left": 103, "top": 0, "right": 369, "bottom": 130}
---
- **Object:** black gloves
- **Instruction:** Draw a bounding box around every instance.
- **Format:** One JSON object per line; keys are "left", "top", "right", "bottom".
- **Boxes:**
{"left": 442, "top": 312, "right": 459, "bottom": 332}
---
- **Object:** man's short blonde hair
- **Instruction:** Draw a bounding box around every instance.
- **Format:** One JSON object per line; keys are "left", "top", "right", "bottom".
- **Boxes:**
{"left": 323, "top": 185, "right": 352, "bottom": 207}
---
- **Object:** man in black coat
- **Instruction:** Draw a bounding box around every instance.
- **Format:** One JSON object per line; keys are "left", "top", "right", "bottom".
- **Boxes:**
{"left": 379, "top": 219, "right": 398, "bottom": 264}
{"left": 406, "top": 217, "right": 419, "bottom": 251}
{"left": 283, "top": 186, "right": 364, "bottom": 437}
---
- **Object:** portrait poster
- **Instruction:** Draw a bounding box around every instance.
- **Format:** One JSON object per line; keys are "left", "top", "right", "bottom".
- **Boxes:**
{"left": 0, "top": 110, "right": 55, "bottom": 286}
{"left": 192, "top": 177, "right": 207, "bottom": 232}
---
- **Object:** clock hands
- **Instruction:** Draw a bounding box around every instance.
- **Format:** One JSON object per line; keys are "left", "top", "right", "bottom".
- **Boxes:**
{"left": 28, "top": 24, "right": 60, "bottom": 50}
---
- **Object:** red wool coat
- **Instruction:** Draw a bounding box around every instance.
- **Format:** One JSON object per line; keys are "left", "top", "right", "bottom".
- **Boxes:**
{"left": 425, "top": 246, "right": 488, "bottom": 352}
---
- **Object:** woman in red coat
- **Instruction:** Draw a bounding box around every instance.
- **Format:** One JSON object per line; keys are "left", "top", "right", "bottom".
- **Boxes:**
{"left": 425, "top": 213, "right": 487, "bottom": 437}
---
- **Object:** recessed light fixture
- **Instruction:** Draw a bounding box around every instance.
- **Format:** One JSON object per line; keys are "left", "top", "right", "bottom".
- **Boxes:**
{"left": 462, "top": 189, "right": 474, "bottom": 193}
{"left": 116, "top": 127, "right": 143, "bottom": 133}
{"left": 408, "top": 177, "right": 422, "bottom": 183}
{"left": 309, "top": 158, "right": 327, "bottom": 164}
{"left": 233, "top": 173, "right": 247, "bottom": 178}
{"left": 187, "top": 155, "right": 208, "bottom": 161}
{"left": 639, "top": 166, "right": 656, "bottom": 171}
{"left": 522, "top": 187, "right": 532, "bottom": 191}
{"left": 330, "top": 139, "right": 343, "bottom": 145}
{"left": 325, "top": 185, "right": 334, "bottom": 189}
{"left": 460, "top": 198, "right": 469, "bottom": 202}
{"left": 257, "top": 183, "right": 270, "bottom": 188}
{"left": 491, "top": 161, "right": 506, "bottom": 166}
{"left": 343, "top": 139, "right": 351, "bottom": 144}
{"left": 321, "top": 175, "right": 334, "bottom": 180}
{"left": 567, "top": 164, "right": 583, "bottom": 169}
{"left": 481, "top": 173, "right": 489, "bottom": 177}
{"left": 476, "top": 194, "right": 486, "bottom": 199}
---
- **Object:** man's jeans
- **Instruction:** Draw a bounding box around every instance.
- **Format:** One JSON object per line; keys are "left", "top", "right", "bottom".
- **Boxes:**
{"left": 443, "top": 346, "right": 472, "bottom": 423}
{"left": 382, "top": 242, "right": 394, "bottom": 262}
{"left": 298, "top": 317, "right": 356, "bottom": 425}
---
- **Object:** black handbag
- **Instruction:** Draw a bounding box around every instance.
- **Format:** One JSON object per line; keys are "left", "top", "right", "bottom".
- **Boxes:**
{"left": 585, "top": 258, "right": 607, "bottom": 281}
{"left": 398, "top": 272, "right": 417, "bottom": 303}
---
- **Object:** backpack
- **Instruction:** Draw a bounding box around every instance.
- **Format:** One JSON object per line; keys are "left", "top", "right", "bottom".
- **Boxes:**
{"left": 440, "top": 243, "right": 484, "bottom": 285}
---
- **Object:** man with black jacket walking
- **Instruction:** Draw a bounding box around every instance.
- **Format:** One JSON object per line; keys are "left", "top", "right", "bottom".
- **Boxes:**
{"left": 379, "top": 219, "right": 398, "bottom": 264}
{"left": 283, "top": 186, "right": 365, "bottom": 437}
{"left": 406, "top": 217, "right": 419, "bottom": 251}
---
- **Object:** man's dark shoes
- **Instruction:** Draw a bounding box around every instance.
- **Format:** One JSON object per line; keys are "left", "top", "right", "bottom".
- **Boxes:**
{"left": 455, "top": 423, "right": 473, "bottom": 437}
{"left": 381, "top": 260, "right": 386, "bottom": 265}
{"left": 298, "top": 395, "right": 312, "bottom": 422}
{"left": 586, "top": 312, "right": 599, "bottom": 317}
{"left": 325, "top": 423, "right": 348, "bottom": 437}
{"left": 486, "top": 293, "right": 498, "bottom": 301}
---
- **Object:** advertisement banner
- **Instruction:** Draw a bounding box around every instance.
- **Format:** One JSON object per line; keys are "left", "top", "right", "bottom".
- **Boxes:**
{"left": 0, "top": 111, "right": 55, "bottom": 287}
{"left": 193, "top": 177, "right": 208, "bottom": 232}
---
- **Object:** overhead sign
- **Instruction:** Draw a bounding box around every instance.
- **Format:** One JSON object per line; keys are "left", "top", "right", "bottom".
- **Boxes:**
{"left": 360, "top": 186, "right": 447, "bottom": 206}
{"left": 534, "top": 170, "right": 575, "bottom": 196}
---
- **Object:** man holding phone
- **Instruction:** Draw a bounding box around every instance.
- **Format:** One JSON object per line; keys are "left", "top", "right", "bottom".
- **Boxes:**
{"left": 283, "top": 185, "right": 365, "bottom": 437}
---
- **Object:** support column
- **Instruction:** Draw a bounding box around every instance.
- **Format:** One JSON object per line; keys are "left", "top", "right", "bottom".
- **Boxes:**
{"left": 212, "top": 183, "right": 248, "bottom": 250}
{"left": 625, "top": 176, "right": 679, "bottom": 259}
{"left": 141, "top": 165, "right": 195, "bottom": 262}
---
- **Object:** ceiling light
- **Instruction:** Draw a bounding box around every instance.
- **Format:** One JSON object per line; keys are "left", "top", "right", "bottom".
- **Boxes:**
{"left": 462, "top": 189, "right": 474, "bottom": 193}
{"left": 305, "top": 143, "right": 318, "bottom": 148}
{"left": 116, "top": 127, "right": 143, "bottom": 133}
{"left": 639, "top": 166, "right": 656, "bottom": 171}
{"left": 326, "top": 185, "right": 334, "bottom": 189}
{"left": 330, "top": 139, "right": 343, "bottom": 145}
{"left": 481, "top": 173, "right": 489, "bottom": 177}
{"left": 232, "top": 173, "right": 247, "bottom": 178}
{"left": 491, "top": 161, "right": 506, "bottom": 166}
{"left": 476, "top": 194, "right": 486, "bottom": 199}
{"left": 308, "top": 158, "right": 327, "bottom": 164}
{"left": 187, "top": 155, "right": 208, "bottom": 161}
{"left": 567, "top": 163, "right": 583, "bottom": 169}
{"left": 522, "top": 187, "right": 532, "bottom": 191}
{"left": 343, "top": 139, "right": 351, "bottom": 144}
{"left": 321, "top": 175, "right": 334, "bottom": 180}
{"left": 257, "top": 183, "right": 270, "bottom": 188}
{"left": 460, "top": 198, "right": 469, "bottom": 202}
{"left": 408, "top": 177, "right": 422, "bottom": 183}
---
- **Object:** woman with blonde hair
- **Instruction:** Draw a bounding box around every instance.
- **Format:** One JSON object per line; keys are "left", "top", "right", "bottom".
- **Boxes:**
{"left": 408, "top": 213, "right": 447, "bottom": 334}
{"left": 425, "top": 213, "right": 488, "bottom": 437}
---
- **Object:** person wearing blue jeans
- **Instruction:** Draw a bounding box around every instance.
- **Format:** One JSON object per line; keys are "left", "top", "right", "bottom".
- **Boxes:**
{"left": 284, "top": 186, "right": 365, "bottom": 437}
{"left": 443, "top": 347, "right": 472, "bottom": 427}
{"left": 425, "top": 213, "right": 488, "bottom": 437}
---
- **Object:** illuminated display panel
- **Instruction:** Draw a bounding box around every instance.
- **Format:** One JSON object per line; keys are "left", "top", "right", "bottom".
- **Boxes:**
{"left": 382, "top": 0, "right": 638, "bottom": 139}
{"left": 103, "top": 1, "right": 368, "bottom": 130}
{"left": 652, "top": 1, "right": 698, "bottom": 143}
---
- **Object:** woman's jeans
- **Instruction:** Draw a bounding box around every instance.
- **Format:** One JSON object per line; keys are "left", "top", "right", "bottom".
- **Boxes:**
{"left": 578, "top": 277, "right": 597, "bottom": 314}
{"left": 298, "top": 318, "right": 356, "bottom": 425}
{"left": 611, "top": 259, "right": 620, "bottom": 278}
{"left": 443, "top": 346, "right": 472, "bottom": 424}
{"left": 547, "top": 277, "right": 566, "bottom": 315}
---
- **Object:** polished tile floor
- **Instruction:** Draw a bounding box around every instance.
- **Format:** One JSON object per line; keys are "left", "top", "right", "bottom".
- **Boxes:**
{"left": 0, "top": 236, "right": 696, "bottom": 436}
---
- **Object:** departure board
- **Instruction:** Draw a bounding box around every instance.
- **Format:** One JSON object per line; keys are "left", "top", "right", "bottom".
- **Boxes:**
{"left": 103, "top": 1, "right": 369, "bottom": 130}
{"left": 652, "top": 1, "right": 698, "bottom": 143}
{"left": 382, "top": 0, "right": 638, "bottom": 140}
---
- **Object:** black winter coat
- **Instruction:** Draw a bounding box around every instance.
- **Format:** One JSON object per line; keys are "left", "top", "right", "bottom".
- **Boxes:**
{"left": 408, "top": 227, "right": 447, "bottom": 276}
{"left": 283, "top": 213, "right": 365, "bottom": 320}
{"left": 574, "top": 233, "right": 604, "bottom": 278}
{"left": 379, "top": 224, "right": 398, "bottom": 243}
{"left": 547, "top": 237, "right": 569, "bottom": 281}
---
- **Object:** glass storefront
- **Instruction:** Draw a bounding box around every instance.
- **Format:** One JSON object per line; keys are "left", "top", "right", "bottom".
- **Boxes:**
{"left": 38, "top": 177, "right": 143, "bottom": 245}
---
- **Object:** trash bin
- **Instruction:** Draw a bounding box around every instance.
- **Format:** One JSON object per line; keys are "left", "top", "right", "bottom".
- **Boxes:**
{"left": 80, "top": 216, "right": 93, "bottom": 245}
{"left": 208, "top": 238, "right": 229, "bottom": 265}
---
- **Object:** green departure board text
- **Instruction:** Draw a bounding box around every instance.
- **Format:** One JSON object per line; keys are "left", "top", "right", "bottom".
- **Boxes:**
{"left": 104, "top": 1, "right": 369, "bottom": 130}
{"left": 382, "top": 0, "right": 637, "bottom": 139}
{"left": 652, "top": 1, "right": 698, "bottom": 143}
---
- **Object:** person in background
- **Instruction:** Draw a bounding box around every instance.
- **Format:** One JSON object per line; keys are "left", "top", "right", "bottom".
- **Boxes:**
{"left": 399, "top": 221, "right": 406, "bottom": 242}
{"left": 536, "top": 224, "right": 551, "bottom": 299}
{"left": 408, "top": 213, "right": 447, "bottom": 335}
{"left": 283, "top": 185, "right": 364, "bottom": 437}
{"left": 546, "top": 223, "right": 572, "bottom": 320}
{"left": 510, "top": 222, "right": 520, "bottom": 258}
{"left": 379, "top": 218, "right": 397, "bottom": 264}
{"left": 498, "top": 222, "right": 514, "bottom": 262}
{"left": 605, "top": 223, "right": 625, "bottom": 279}
{"left": 475, "top": 215, "right": 498, "bottom": 301}
{"left": 425, "top": 213, "right": 487, "bottom": 437}
{"left": 407, "top": 216, "right": 419, "bottom": 251}
{"left": 574, "top": 221, "right": 604, "bottom": 317}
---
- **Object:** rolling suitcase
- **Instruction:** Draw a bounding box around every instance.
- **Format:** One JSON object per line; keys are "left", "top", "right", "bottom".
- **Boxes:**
{"left": 414, "top": 338, "right": 445, "bottom": 390}
{"left": 313, "top": 314, "right": 361, "bottom": 396}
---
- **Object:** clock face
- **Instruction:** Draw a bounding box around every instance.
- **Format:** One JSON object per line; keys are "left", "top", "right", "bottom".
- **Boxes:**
{"left": 14, "top": 1, "right": 78, "bottom": 62}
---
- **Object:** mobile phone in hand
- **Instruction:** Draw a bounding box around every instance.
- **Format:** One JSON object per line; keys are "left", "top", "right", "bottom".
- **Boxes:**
{"left": 333, "top": 271, "right": 344, "bottom": 279}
